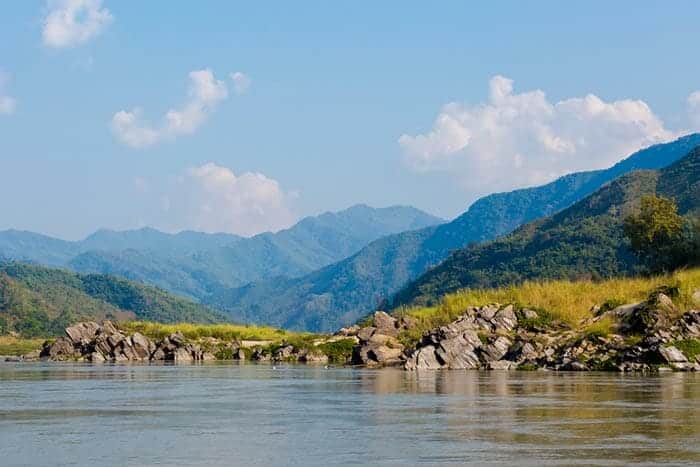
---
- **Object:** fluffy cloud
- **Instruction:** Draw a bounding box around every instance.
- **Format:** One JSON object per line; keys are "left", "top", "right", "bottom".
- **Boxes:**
{"left": 111, "top": 69, "right": 229, "bottom": 148}
{"left": 159, "top": 163, "right": 297, "bottom": 236}
{"left": 399, "top": 75, "right": 678, "bottom": 190}
{"left": 689, "top": 91, "right": 700, "bottom": 129}
{"left": 231, "top": 72, "right": 252, "bottom": 95}
{"left": 42, "top": 0, "right": 113, "bottom": 48}
{"left": 0, "top": 72, "right": 16, "bottom": 115}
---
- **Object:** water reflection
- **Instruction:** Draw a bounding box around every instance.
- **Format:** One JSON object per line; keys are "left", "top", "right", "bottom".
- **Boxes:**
{"left": 0, "top": 363, "right": 699, "bottom": 466}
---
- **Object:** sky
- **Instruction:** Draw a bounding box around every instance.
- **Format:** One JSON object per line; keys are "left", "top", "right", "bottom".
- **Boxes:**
{"left": 1, "top": 1, "right": 700, "bottom": 240}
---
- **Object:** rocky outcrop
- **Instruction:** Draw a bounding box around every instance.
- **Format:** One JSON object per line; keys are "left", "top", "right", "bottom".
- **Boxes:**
{"left": 350, "top": 312, "right": 415, "bottom": 366}
{"left": 403, "top": 295, "right": 700, "bottom": 372}
{"left": 40, "top": 322, "right": 217, "bottom": 363}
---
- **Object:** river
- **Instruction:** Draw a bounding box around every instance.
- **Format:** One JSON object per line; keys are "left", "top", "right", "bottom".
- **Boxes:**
{"left": 1, "top": 363, "right": 699, "bottom": 466}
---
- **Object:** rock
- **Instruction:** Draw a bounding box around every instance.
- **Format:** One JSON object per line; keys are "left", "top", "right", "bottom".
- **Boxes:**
{"left": 480, "top": 336, "right": 512, "bottom": 362}
{"left": 561, "top": 361, "right": 588, "bottom": 371}
{"left": 336, "top": 325, "right": 360, "bottom": 336}
{"left": 88, "top": 352, "right": 105, "bottom": 363}
{"left": 405, "top": 346, "right": 442, "bottom": 370}
{"left": 692, "top": 290, "right": 700, "bottom": 305}
{"left": 171, "top": 347, "right": 193, "bottom": 362}
{"left": 235, "top": 349, "right": 246, "bottom": 360}
{"left": 130, "top": 332, "right": 153, "bottom": 360}
{"left": 298, "top": 350, "right": 329, "bottom": 363}
{"left": 522, "top": 309, "right": 539, "bottom": 320}
{"left": 492, "top": 306, "right": 518, "bottom": 332}
{"left": 373, "top": 311, "right": 399, "bottom": 337}
{"left": 65, "top": 322, "right": 101, "bottom": 344}
{"left": 4, "top": 356, "right": 22, "bottom": 362}
{"left": 435, "top": 333, "right": 481, "bottom": 370}
{"left": 368, "top": 346, "right": 403, "bottom": 364}
{"left": 169, "top": 332, "right": 186, "bottom": 347}
{"left": 487, "top": 360, "right": 516, "bottom": 370}
{"left": 356, "top": 327, "right": 376, "bottom": 342}
{"left": 274, "top": 345, "right": 295, "bottom": 361}
{"left": 151, "top": 348, "right": 166, "bottom": 361}
{"left": 659, "top": 345, "right": 687, "bottom": 363}
{"left": 41, "top": 337, "right": 78, "bottom": 360}
{"left": 22, "top": 350, "right": 41, "bottom": 361}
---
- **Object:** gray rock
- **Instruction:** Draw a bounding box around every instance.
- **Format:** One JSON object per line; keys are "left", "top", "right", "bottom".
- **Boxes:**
{"left": 435, "top": 334, "right": 480, "bottom": 370}
{"left": 368, "top": 345, "right": 403, "bottom": 364}
{"left": 522, "top": 309, "right": 539, "bottom": 320}
{"left": 480, "top": 336, "right": 512, "bottom": 362}
{"left": 487, "top": 360, "right": 516, "bottom": 370}
{"left": 356, "top": 327, "right": 376, "bottom": 342}
{"left": 659, "top": 345, "right": 687, "bottom": 363}
{"left": 492, "top": 306, "right": 517, "bottom": 332}
{"left": 373, "top": 311, "right": 398, "bottom": 337}
{"left": 65, "top": 322, "right": 101, "bottom": 344}
{"left": 405, "top": 346, "right": 442, "bottom": 370}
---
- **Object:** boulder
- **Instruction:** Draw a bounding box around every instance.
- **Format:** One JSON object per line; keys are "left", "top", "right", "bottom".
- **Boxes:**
{"left": 492, "top": 306, "right": 517, "bottom": 333}
{"left": 41, "top": 337, "right": 77, "bottom": 360}
{"left": 373, "top": 311, "right": 399, "bottom": 337}
{"left": 65, "top": 322, "right": 101, "bottom": 344}
{"left": 692, "top": 290, "right": 700, "bottom": 306}
{"left": 487, "top": 360, "right": 516, "bottom": 370}
{"left": 480, "top": 336, "right": 512, "bottom": 362}
{"left": 356, "top": 327, "right": 376, "bottom": 342}
{"left": 368, "top": 346, "right": 403, "bottom": 364}
{"left": 522, "top": 309, "right": 539, "bottom": 320}
{"left": 405, "top": 346, "right": 443, "bottom": 371}
{"left": 659, "top": 345, "right": 687, "bottom": 363}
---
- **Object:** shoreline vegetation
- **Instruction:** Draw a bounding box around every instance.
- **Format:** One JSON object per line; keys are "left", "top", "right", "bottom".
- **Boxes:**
{"left": 4, "top": 267, "right": 699, "bottom": 372}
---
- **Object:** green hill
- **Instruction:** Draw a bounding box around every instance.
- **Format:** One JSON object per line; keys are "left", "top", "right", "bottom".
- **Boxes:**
{"left": 0, "top": 262, "right": 228, "bottom": 337}
{"left": 206, "top": 134, "right": 700, "bottom": 332}
{"left": 395, "top": 144, "right": 700, "bottom": 307}
{"left": 1, "top": 205, "right": 442, "bottom": 300}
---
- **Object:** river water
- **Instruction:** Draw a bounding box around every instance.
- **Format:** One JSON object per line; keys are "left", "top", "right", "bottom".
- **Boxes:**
{"left": 0, "top": 363, "right": 699, "bottom": 466}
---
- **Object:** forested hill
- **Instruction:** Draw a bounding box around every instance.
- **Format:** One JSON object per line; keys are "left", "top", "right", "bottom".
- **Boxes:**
{"left": 206, "top": 134, "right": 700, "bottom": 333}
{"left": 0, "top": 262, "right": 228, "bottom": 337}
{"left": 394, "top": 144, "right": 700, "bottom": 307}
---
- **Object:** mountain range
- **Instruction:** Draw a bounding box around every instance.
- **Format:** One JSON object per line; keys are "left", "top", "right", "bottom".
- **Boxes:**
{"left": 395, "top": 143, "right": 700, "bottom": 306}
{"left": 207, "top": 134, "right": 700, "bottom": 332}
{"left": 0, "top": 205, "right": 442, "bottom": 300}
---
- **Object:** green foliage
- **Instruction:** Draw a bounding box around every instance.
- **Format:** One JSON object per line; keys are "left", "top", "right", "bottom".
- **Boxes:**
{"left": 0, "top": 262, "right": 229, "bottom": 337}
{"left": 584, "top": 316, "right": 614, "bottom": 340}
{"left": 624, "top": 195, "right": 685, "bottom": 273}
{"left": 316, "top": 339, "right": 356, "bottom": 363}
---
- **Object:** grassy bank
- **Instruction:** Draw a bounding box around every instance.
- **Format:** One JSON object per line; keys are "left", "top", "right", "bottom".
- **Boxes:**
{"left": 395, "top": 267, "right": 700, "bottom": 343}
{"left": 0, "top": 336, "right": 45, "bottom": 356}
{"left": 119, "top": 321, "right": 315, "bottom": 342}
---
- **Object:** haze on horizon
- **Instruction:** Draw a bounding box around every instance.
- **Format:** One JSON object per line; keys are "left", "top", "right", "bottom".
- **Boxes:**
{"left": 2, "top": 1, "right": 700, "bottom": 240}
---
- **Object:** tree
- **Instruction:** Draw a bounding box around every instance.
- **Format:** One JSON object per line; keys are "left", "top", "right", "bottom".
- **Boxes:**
{"left": 624, "top": 195, "right": 684, "bottom": 273}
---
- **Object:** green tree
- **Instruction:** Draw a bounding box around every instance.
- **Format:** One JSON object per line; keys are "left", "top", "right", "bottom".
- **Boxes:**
{"left": 624, "top": 195, "right": 685, "bottom": 273}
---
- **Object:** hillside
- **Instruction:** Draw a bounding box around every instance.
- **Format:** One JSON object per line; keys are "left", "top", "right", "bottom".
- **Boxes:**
{"left": 207, "top": 134, "right": 700, "bottom": 332}
{"left": 0, "top": 262, "right": 227, "bottom": 337}
{"left": 395, "top": 145, "right": 700, "bottom": 306}
{"left": 1, "top": 205, "right": 442, "bottom": 300}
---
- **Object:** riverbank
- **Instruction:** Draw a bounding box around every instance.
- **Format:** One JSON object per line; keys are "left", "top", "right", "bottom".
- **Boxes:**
{"left": 5, "top": 270, "right": 700, "bottom": 371}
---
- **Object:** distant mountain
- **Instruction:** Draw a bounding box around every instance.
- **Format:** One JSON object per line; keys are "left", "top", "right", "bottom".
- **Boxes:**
{"left": 395, "top": 143, "right": 700, "bottom": 306}
{"left": 0, "top": 262, "right": 227, "bottom": 337}
{"left": 0, "top": 205, "right": 443, "bottom": 300}
{"left": 209, "top": 134, "right": 700, "bottom": 332}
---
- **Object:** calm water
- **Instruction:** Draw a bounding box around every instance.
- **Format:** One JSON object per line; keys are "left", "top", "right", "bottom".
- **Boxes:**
{"left": 1, "top": 363, "right": 699, "bottom": 466}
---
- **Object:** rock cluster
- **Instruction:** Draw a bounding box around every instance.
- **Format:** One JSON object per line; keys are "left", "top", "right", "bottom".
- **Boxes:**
{"left": 403, "top": 293, "right": 700, "bottom": 372}
{"left": 349, "top": 311, "right": 415, "bottom": 366}
{"left": 40, "top": 321, "right": 216, "bottom": 362}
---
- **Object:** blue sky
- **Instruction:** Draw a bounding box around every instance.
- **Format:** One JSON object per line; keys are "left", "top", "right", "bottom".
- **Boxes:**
{"left": 1, "top": 1, "right": 699, "bottom": 239}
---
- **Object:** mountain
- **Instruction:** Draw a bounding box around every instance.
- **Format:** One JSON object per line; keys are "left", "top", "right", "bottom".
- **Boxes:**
{"left": 208, "top": 134, "right": 700, "bottom": 332}
{"left": 395, "top": 144, "right": 700, "bottom": 306}
{"left": 0, "top": 205, "right": 442, "bottom": 300}
{"left": 0, "top": 261, "right": 228, "bottom": 337}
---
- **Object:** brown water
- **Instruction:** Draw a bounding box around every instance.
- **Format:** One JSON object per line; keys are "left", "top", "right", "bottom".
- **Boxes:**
{"left": 0, "top": 363, "right": 699, "bottom": 466}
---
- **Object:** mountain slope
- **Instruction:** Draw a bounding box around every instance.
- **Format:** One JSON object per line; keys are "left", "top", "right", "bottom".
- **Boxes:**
{"left": 395, "top": 145, "right": 700, "bottom": 306}
{"left": 0, "top": 205, "right": 442, "bottom": 300}
{"left": 0, "top": 262, "right": 228, "bottom": 337}
{"left": 209, "top": 134, "right": 700, "bottom": 332}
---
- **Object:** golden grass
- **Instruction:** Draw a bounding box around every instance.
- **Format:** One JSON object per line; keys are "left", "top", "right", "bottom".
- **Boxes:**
{"left": 119, "top": 321, "right": 314, "bottom": 342}
{"left": 396, "top": 267, "right": 700, "bottom": 336}
{"left": 0, "top": 336, "right": 44, "bottom": 356}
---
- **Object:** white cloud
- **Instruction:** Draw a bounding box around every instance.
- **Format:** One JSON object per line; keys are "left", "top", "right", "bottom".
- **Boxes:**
{"left": 0, "top": 72, "right": 16, "bottom": 115}
{"left": 231, "top": 72, "right": 252, "bottom": 95}
{"left": 111, "top": 69, "right": 229, "bottom": 148}
{"left": 158, "top": 163, "right": 297, "bottom": 236}
{"left": 399, "top": 75, "right": 678, "bottom": 190}
{"left": 689, "top": 91, "right": 700, "bottom": 129}
{"left": 42, "top": 0, "right": 113, "bottom": 48}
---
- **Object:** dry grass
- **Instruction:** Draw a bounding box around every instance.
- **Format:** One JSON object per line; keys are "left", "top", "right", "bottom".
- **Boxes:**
{"left": 119, "top": 321, "right": 314, "bottom": 342}
{"left": 396, "top": 268, "right": 700, "bottom": 337}
{"left": 0, "top": 336, "right": 44, "bottom": 356}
